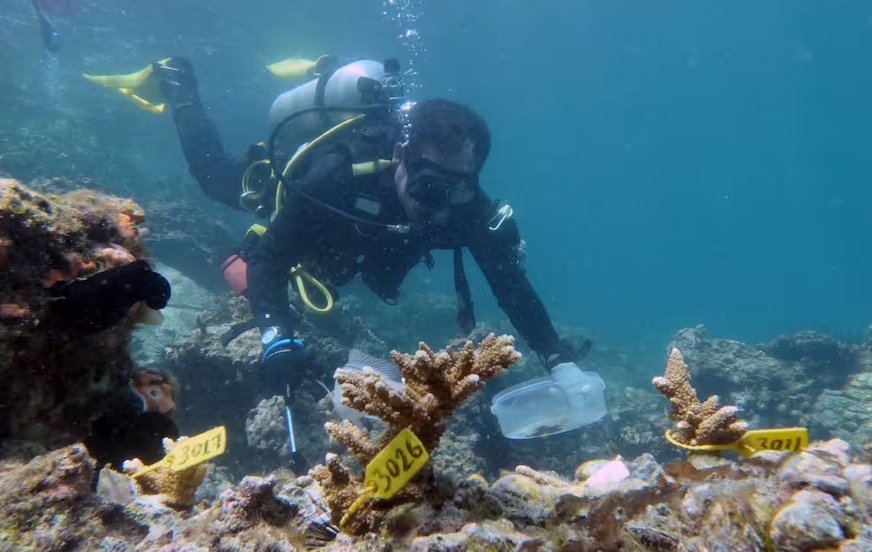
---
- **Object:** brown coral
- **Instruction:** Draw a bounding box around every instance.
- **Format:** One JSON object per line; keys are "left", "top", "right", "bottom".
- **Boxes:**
{"left": 312, "top": 333, "right": 520, "bottom": 535}
{"left": 123, "top": 437, "right": 207, "bottom": 510}
{"left": 652, "top": 347, "right": 748, "bottom": 448}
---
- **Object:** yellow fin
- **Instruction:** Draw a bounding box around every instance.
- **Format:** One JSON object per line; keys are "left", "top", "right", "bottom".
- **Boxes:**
{"left": 82, "top": 64, "right": 155, "bottom": 89}
{"left": 266, "top": 57, "right": 321, "bottom": 79}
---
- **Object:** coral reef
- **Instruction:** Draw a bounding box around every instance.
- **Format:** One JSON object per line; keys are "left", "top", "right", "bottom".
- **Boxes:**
{"left": 813, "top": 370, "right": 872, "bottom": 450}
{"left": 653, "top": 347, "right": 748, "bottom": 447}
{"left": 313, "top": 334, "right": 521, "bottom": 534}
{"left": 121, "top": 437, "right": 208, "bottom": 510}
{"left": 0, "top": 178, "right": 150, "bottom": 448}
{"left": 3, "top": 436, "right": 872, "bottom": 551}
{"left": 669, "top": 325, "right": 822, "bottom": 436}
{"left": 245, "top": 396, "right": 294, "bottom": 459}
{"left": 668, "top": 325, "right": 872, "bottom": 450}
{"left": 162, "top": 289, "right": 390, "bottom": 477}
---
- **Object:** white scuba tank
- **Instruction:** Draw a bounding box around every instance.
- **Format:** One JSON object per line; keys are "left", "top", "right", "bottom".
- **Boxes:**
{"left": 267, "top": 59, "right": 395, "bottom": 150}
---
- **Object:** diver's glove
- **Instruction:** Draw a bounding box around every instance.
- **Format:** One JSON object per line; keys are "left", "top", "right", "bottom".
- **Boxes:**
{"left": 259, "top": 323, "right": 306, "bottom": 389}
{"left": 540, "top": 337, "right": 592, "bottom": 372}
{"left": 153, "top": 56, "right": 200, "bottom": 110}
{"left": 47, "top": 260, "right": 171, "bottom": 332}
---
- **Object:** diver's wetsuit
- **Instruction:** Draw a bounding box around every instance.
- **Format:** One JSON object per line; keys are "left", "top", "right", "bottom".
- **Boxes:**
{"left": 170, "top": 104, "right": 568, "bottom": 362}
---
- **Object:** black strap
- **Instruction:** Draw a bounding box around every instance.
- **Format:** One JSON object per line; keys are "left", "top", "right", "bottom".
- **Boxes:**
{"left": 313, "top": 65, "right": 339, "bottom": 128}
{"left": 453, "top": 247, "right": 475, "bottom": 333}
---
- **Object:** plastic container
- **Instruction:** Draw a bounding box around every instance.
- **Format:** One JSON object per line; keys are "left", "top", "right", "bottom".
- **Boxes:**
{"left": 490, "top": 366, "right": 607, "bottom": 439}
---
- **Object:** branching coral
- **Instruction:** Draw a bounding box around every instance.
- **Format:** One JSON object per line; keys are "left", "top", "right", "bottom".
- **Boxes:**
{"left": 312, "top": 333, "right": 521, "bottom": 534}
{"left": 652, "top": 347, "right": 748, "bottom": 447}
{"left": 122, "top": 437, "right": 207, "bottom": 509}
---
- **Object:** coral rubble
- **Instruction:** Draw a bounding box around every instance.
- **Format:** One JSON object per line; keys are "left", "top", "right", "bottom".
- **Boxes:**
{"left": 653, "top": 347, "right": 748, "bottom": 447}
{"left": 0, "top": 178, "right": 149, "bottom": 448}
{"left": 313, "top": 333, "right": 521, "bottom": 534}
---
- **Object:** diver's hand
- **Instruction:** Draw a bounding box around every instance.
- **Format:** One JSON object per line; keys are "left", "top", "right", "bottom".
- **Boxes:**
{"left": 541, "top": 337, "right": 592, "bottom": 372}
{"left": 153, "top": 56, "right": 200, "bottom": 109}
{"left": 259, "top": 326, "right": 306, "bottom": 388}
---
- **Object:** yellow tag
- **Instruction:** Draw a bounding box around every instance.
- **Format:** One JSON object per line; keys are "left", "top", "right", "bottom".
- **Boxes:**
{"left": 133, "top": 426, "right": 227, "bottom": 479}
{"left": 664, "top": 426, "right": 808, "bottom": 458}
{"left": 733, "top": 427, "right": 808, "bottom": 457}
{"left": 364, "top": 428, "right": 429, "bottom": 500}
{"left": 162, "top": 425, "right": 227, "bottom": 471}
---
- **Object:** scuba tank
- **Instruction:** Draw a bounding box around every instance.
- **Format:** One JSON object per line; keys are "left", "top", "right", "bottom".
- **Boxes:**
{"left": 225, "top": 58, "right": 406, "bottom": 315}
{"left": 267, "top": 59, "right": 404, "bottom": 151}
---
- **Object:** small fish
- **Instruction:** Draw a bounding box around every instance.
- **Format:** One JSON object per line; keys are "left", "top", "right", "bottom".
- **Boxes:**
{"left": 129, "top": 368, "right": 178, "bottom": 415}
{"left": 317, "top": 349, "right": 403, "bottom": 427}
{"left": 31, "top": 0, "right": 60, "bottom": 52}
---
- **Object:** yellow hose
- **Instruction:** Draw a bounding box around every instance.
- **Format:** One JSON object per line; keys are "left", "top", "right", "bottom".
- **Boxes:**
{"left": 275, "top": 114, "right": 367, "bottom": 215}
{"left": 291, "top": 264, "right": 334, "bottom": 313}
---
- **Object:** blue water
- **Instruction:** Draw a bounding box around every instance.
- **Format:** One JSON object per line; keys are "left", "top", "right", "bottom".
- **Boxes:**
{"left": 3, "top": 0, "right": 872, "bottom": 353}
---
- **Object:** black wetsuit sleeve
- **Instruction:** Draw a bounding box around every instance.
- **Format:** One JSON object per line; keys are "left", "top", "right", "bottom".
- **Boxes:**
{"left": 171, "top": 105, "right": 247, "bottom": 210}
{"left": 246, "top": 152, "right": 350, "bottom": 330}
{"left": 467, "top": 214, "right": 563, "bottom": 360}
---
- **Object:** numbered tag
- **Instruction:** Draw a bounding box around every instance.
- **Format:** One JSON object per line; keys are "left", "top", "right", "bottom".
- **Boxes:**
{"left": 364, "top": 428, "right": 429, "bottom": 500}
{"left": 133, "top": 426, "right": 227, "bottom": 478}
{"left": 734, "top": 427, "right": 808, "bottom": 457}
{"left": 164, "top": 425, "right": 227, "bottom": 471}
{"left": 664, "top": 426, "right": 808, "bottom": 458}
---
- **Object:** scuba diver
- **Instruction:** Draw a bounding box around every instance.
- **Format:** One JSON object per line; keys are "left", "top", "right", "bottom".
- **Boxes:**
{"left": 152, "top": 55, "right": 589, "bottom": 402}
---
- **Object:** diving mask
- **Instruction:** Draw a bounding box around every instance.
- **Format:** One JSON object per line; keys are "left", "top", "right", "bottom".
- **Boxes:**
{"left": 405, "top": 158, "right": 478, "bottom": 209}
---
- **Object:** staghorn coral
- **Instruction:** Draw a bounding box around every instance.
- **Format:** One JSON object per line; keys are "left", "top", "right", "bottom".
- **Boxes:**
{"left": 312, "top": 333, "right": 520, "bottom": 535}
{"left": 652, "top": 347, "right": 748, "bottom": 448}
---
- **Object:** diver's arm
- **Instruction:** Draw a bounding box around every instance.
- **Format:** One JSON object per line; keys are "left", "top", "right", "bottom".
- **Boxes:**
{"left": 467, "top": 213, "right": 572, "bottom": 369}
{"left": 171, "top": 106, "right": 247, "bottom": 210}
{"left": 245, "top": 197, "right": 301, "bottom": 329}
{"left": 154, "top": 57, "right": 247, "bottom": 211}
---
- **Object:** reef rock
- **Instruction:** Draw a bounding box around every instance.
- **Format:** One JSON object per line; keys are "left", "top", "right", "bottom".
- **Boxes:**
{"left": 0, "top": 178, "right": 148, "bottom": 450}
{"left": 669, "top": 325, "right": 830, "bottom": 433}
{"left": 813, "top": 367, "right": 872, "bottom": 450}
{"left": 3, "top": 428, "right": 872, "bottom": 552}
